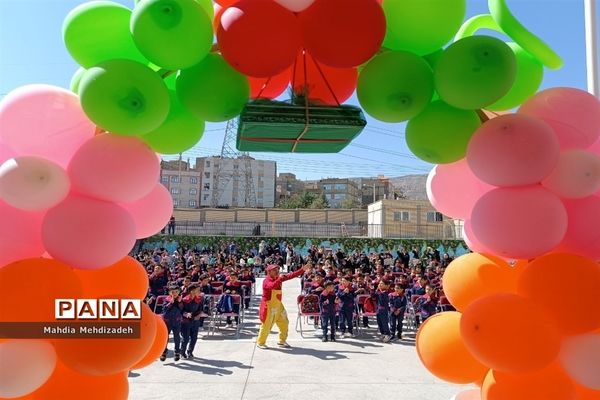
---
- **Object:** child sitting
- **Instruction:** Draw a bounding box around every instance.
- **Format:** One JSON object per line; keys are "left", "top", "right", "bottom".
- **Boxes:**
{"left": 389, "top": 284, "right": 407, "bottom": 341}
{"left": 160, "top": 284, "right": 183, "bottom": 362}
{"left": 320, "top": 281, "right": 340, "bottom": 342}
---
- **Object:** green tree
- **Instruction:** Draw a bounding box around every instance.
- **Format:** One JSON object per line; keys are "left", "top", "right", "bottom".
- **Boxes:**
{"left": 309, "top": 194, "right": 329, "bottom": 209}
{"left": 339, "top": 197, "right": 359, "bottom": 209}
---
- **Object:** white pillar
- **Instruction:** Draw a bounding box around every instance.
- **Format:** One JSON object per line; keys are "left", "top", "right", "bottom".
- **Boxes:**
{"left": 585, "top": 0, "right": 599, "bottom": 97}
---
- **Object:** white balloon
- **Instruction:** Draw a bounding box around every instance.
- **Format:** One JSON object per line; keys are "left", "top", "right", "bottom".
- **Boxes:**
{"left": 0, "top": 340, "right": 57, "bottom": 398}
{"left": 0, "top": 156, "right": 70, "bottom": 211}
{"left": 560, "top": 333, "right": 600, "bottom": 390}
{"left": 274, "top": 0, "right": 316, "bottom": 12}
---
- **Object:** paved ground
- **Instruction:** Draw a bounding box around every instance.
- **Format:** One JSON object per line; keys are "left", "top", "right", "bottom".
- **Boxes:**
{"left": 129, "top": 278, "right": 470, "bottom": 400}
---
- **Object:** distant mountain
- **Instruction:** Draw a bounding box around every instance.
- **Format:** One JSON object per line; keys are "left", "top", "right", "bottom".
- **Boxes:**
{"left": 389, "top": 174, "right": 428, "bottom": 200}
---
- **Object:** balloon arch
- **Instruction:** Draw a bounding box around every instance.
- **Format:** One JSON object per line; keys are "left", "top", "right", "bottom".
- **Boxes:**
{"left": 0, "top": 0, "right": 599, "bottom": 398}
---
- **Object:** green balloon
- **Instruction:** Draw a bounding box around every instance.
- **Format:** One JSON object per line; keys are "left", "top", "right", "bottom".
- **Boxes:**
{"left": 177, "top": 54, "right": 250, "bottom": 122}
{"left": 383, "top": 0, "right": 466, "bottom": 56}
{"left": 63, "top": 1, "right": 147, "bottom": 68}
{"left": 131, "top": 0, "right": 213, "bottom": 70}
{"left": 488, "top": 42, "right": 543, "bottom": 111}
{"left": 142, "top": 91, "right": 205, "bottom": 154}
{"left": 69, "top": 67, "right": 86, "bottom": 94}
{"left": 405, "top": 100, "right": 481, "bottom": 164}
{"left": 134, "top": 0, "right": 213, "bottom": 19}
{"left": 434, "top": 35, "right": 516, "bottom": 110}
{"left": 79, "top": 59, "right": 170, "bottom": 136}
{"left": 357, "top": 51, "right": 434, "bottom": 123}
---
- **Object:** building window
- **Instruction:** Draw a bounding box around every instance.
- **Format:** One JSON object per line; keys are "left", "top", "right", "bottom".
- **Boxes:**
{"left": 337, "top": 193, "right": 346, "bottom": 200}
{"left": 170, "top": 176, "right": 180, "bottom": 183}
{"left": 335, "top": 184, "right": 347, "bottom": 190}
{"left": 325, "top": 194, "right": 332, "bottom": 200}
{"left": 173, "top": 199, "right": 179, "bottom": 207}
{"left": 170, "top": 187, "right": 180, "bottom": 194}
{"left": 161, "top": 176, "right": 169, "bottom": 183}
{"left": 205, "top": 161, "right": 210, "bottom": 167}
{"left": 190, "top": 177, "right": 198, "bottom": 184}
{"left": 427, "top": 212, "right": 444, "bottom": 222}
{"left": 323, "top": 184, "right": 332, "bottom": 191}
{"left": 189, "top": 200, "right": 197, "bottom": 207}
{"left": 204, "top": 172, "right": 210, "bottom": 179}
{"left": 190, "top": 188, "right": 197, "bottom": 195}
{"left": 233, "top": 164, "right": 239, "bottom": 170}
{"left": 394, "top": 211, "right": 409, "bottom": 222}
{"left": 203, "top": 183, "right": 210, "bottom": 190}
{"left": 203, "top": 194, "right": 209, "bottom": 201}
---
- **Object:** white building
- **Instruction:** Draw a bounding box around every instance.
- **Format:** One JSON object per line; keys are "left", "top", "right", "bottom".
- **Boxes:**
{"left": 196, "top": 156, "right": 277, "bottom": 208}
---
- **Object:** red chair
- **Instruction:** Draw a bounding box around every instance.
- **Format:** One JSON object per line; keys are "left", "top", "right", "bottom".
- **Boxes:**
{"left": 295, "top": 294, "right": 321, "bottom": 338}
{"left": 153, "top": 295, "right": 169, "bottom": 313}
{"left": 355, "top": 294, "right": 377, "bottom": 335}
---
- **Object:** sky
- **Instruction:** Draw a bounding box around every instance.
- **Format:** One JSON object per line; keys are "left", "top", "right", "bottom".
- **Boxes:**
{"left": 0, "top": 0, "right": 598, "bottom": 180}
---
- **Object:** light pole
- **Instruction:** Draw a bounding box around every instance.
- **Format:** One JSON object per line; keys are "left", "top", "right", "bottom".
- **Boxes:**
{"left": 585, "top": 0, "right": 599, "bottom": 97}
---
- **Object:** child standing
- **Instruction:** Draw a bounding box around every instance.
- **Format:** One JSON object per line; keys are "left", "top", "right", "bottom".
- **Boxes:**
{"left": 160, "top": 284, "right": 183, "bottom": 362}
{"left": 337, "top": 277, "right": 355, "bottom": 338}
{"left": 319, "top": 281, "right": 340, "bottom": 342}
{"left": 372, "top": 280, "right": 392, "bottom": 343}
{"left": 181, "top": 284, "right": 203, "bottom": 359}
{"left": 389, "top": 284, "right": 407, "bottom": 341}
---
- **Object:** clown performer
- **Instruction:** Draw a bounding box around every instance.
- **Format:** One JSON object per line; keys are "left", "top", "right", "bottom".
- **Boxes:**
{"left": 257, "top": 263, "right": 311, "bottom": 349}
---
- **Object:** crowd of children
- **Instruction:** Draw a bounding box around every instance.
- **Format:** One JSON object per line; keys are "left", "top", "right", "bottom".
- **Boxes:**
{"left": 136, "top": 241, "right": 455, "bottom": 359}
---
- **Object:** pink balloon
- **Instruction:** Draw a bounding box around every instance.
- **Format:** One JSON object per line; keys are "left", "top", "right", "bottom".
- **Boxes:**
{"left": 0, "top": 85, "right": 96, "bottom": 168}
{"left": 68, "top": 134, "right": 159, "bottom": 203}
{"left": 120, "top": 183, "right": 173, "bottom": 239}
{"left": 462, "top": 220, "right": 493, "bottom": 254}
{"left": 0, "top": 200, "right": 46, "bottom": 267}
{"left": 471, "top": 187, "right": 567, "bottom": 260}
{"left": 467, "top": 114, "right": 560, "bottom": 187}
{"left": 542, "top": 150, "right": 600, "bottom": 199}
{"left": 427, "top": 160, "right": 495, "bottom": 219}
{"left": 554, "top": 197, "right": 600, "bottom": 260}
{"left": 0, "top": 140, "right": 16, "bottom": 165}
{"left": 42, "top": 195, "right": 136, "bottom": 269}
{"left": 519, "top": 87, "right": 600, "bottom": 149}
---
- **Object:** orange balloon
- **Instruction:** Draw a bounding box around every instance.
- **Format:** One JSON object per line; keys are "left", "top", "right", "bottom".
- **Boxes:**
{"left": 0, "top": 258, "right": 82, "bottom": 322}
{"left": 575, "top": 384, "right": 600, "bottom": 400}
{"left": 54, "top": 302, "right": 156, "bottom": 376}
{"left": 517, "top": 253, "right": 600, "bottom": 335}
{"left": 443, "top": 253, "right": 518, "bottom": 311}
{"left": 482, "top": 364, "right": 576, "bottom": 400}
{"left": 461, "top": 293, "right": 561, "bottom": 373}
{"left": 73, "top": 256, "right": 149, "bottom": 299}
{"left": 417, "top": 312, "right": 489, "bottom": 384}
{"left": 130, "top": 314, "right": 168, "bottom": 370}
{"left": 24, "top": 361, "right": 128, "bottom": 400}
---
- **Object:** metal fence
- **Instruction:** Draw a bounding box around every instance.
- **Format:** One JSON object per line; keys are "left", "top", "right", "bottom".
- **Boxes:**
{"left": 164, "top": 220, "right": 463, "bottom": 240}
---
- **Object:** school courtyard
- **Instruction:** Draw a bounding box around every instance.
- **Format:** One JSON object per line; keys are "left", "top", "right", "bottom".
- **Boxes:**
{"left": 129, "top": 277, "right": 469, "bottom": 400}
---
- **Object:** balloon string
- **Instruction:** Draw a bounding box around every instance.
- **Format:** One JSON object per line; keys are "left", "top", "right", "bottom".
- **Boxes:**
{"left": 291, "top": 50, "right": 311, "bottom": 153}
{"left": 94, "top": 127, "right": 105, "bottom": 136}
{"left": 309, "top": 53, "right": 341, "bottom": 107}
{"left": 291, "top": 51, "right": 299, "bottom": 104}
{"left": 256, "top": 76, "right": 273, "bottom": 99}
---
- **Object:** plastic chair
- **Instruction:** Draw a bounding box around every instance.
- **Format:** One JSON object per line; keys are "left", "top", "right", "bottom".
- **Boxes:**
{"left": 153, "top": 295, "right": 169, "bottom": 314}
{"left": 295, "top": 294, "right": 321, "bottom": 338}
{"left": 211, "top": 294, "right": 243, "bottom": 338}
{"left": 355, "top": 294, "right": 377, "bottom": 335}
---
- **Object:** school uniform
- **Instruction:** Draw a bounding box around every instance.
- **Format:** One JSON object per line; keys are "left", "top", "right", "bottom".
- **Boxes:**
{"left": 161, "top": 295, "right": 183, "bottom": 356}
{"left": 372, "top": 289, "right": 391, "bottom": 336}
{"left": 337, "top": 287, "right": 356, "bottom": 335}
{"left": 389, "top": 293, "right": 407, "bottom": 338}
{"left": 180, "top": 294, "right": 203, "bottom": 356}
{"left": 320, "top": 291, "right": 337, "bottom": 339}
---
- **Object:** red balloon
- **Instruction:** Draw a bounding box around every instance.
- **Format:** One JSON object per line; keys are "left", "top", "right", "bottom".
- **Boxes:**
{"left": 249, "top": 68, "right": 292, "bottom": 99}
{"left": 213, "top": 4, "right": 225, "bottom": 32}
{"left": 215, "top": 0, "right": 239, "bottom": 6}
{"left": 299, "top": 0, "right": 386, "bottom": 68}
{"left": 217, "top": 0, "right": 302, "bottom": 77}
{"left": 292, "top": 52, "right": 357, "bottom": 105}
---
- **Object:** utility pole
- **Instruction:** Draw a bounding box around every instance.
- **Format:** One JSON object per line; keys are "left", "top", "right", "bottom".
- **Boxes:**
{"left": 585, "top": 0, "right": 599, "bottom": 97}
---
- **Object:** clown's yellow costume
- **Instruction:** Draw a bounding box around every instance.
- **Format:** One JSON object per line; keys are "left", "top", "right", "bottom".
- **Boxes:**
{"left": 257, "top": 265, "right": 306, "bottom": 347}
